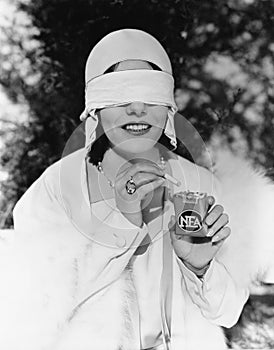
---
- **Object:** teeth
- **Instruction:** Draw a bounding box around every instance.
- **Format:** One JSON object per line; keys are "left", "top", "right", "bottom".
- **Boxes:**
{"left": 125, "top": 124, "right": 150, "bottom": 131}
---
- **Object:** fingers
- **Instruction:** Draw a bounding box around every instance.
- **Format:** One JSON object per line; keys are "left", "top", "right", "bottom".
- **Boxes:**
{"left": 204, "top": 204, "right": 224, "bottom": 226}
{"left": 133, "top": 172, "right": 162, "bottom": 187}
{"left": 137, "top": 177, "right": 165, "bottom": 199}
{"left": 206, "top": 212, "right": 229, "bottom": 237}
{"left": 117, "top": 161, "right": 164, "bottom": 181}
{"left": 114, "top": 160, "right": 167, "bottom": 216}
{"left": 115, "top": 161, "right": 166, "bottom": 203}
{"left": 116, "top": 172, "right": 161, "bottom": 192}
{"left": 116, "top": 170, "right": 162, "bottom": 193}
{"left": 211, "top": 226, "right": 231, "bottom": 243}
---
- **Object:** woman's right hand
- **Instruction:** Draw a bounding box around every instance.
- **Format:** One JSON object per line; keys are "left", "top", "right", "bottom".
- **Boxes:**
{"left": 114, "top": 160, "right": 165, "bottom": 227}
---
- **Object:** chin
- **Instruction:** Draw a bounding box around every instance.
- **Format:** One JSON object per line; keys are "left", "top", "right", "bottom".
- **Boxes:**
{"left": 113, "top": 138, "right": 158, "bottom": 155}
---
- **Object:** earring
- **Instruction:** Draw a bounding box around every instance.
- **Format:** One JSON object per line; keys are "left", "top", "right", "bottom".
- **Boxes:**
{"left": 170, "top": 139, "right": 177, "bottom": 151}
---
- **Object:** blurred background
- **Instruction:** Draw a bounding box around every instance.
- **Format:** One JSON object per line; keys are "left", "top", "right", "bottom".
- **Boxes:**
{"left": 0, "top": 0, "right": 274, "bottom": 347}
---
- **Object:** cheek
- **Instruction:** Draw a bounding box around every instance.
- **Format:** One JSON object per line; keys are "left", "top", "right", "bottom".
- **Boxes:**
{"left": 153, "top": 106, "right": 168, "bottom": 118}
{"left": 104, "top": 128, "right": 121, "bottom": 144}
{"left": 98, "top": 110, "right": 120, "bottom": 134}
{"left": 99, "top": 115, "right": 122, "bottom": 145}
{"left": 153, "top": 108, "right": 169, "bottom": 130}
{"left": 99, "top": 116, "right": 113, "bottom": 131}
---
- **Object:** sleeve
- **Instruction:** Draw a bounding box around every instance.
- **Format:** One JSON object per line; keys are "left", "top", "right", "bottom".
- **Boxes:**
{"left": 177, "top": 257, "right": 249, "bottom": 328}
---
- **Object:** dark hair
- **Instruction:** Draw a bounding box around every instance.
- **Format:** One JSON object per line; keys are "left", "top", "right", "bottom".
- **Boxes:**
{"left": 87, "top": 61, "right": 191, "bottom": 166}
{"left": 103, "top": 61, "right": 162, "bottom": 74}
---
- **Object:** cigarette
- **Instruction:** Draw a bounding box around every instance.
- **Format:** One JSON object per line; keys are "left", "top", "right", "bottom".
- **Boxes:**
{"left": 163, "top": 173, "right": 181, "bottom": 187}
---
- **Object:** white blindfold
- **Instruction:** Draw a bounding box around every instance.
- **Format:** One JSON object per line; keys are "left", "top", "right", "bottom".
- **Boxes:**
{"left": 80, "top": 69, "right": 178, "bottom": 150}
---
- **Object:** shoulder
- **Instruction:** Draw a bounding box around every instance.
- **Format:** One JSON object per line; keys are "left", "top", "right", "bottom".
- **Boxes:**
{"left": 35, "top": 148, "right": 86, "bottom": 195}
{"left": 14, "top": 148, "right": 86, "bottom": 218}
{"left": 44, "top": 148, "right": 86, "bottom": 182}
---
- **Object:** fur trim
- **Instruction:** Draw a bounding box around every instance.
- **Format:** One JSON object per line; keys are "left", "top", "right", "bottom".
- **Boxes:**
{"left": 212, "top": 150, "right": 274, "bottom": 286}
{"left": 52, "top": 272, "right": 130, "bottom": 350}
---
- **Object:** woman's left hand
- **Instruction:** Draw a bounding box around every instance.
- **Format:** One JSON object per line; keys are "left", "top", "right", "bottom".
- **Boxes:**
{"left": 169, "top": 196, "right": 231, "bottom": 273}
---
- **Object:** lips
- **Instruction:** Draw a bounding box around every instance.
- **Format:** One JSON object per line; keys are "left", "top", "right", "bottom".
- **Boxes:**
{"left": 123, "top": 123, "right": 151, "bottom": 131}
{"left": 122, "top": 122, "right": 151, "bottom": 129}
{"left": 121, "top": 123, "right": 152, "bottom": 135}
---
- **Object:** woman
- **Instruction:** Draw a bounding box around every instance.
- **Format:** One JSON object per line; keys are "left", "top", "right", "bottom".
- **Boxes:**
{"left": 1, "top": 29, "right": 274, "bottom": 350}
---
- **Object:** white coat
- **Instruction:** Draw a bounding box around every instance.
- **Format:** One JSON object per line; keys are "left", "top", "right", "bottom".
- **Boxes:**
{"left": 0, "top": 148, "right": 274, "bottom": 350}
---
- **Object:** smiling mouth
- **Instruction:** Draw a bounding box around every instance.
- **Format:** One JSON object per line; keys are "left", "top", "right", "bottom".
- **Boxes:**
{"left": 121, "top": 123, "right": 152, "bottom": 133}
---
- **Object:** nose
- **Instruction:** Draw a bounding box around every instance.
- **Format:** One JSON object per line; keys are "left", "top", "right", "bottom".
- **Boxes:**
{"left": 126, "top": 101, "right": 147, "bottom": 117}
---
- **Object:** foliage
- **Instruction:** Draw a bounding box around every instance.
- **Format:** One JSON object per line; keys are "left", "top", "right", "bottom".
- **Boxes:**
{"left": 0, "top": 0, "right": 274, "bottom": 227}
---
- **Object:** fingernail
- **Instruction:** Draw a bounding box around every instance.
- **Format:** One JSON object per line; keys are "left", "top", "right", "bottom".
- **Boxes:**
{"left": 206, "top": 218, "right": 212, "bottom": 226}
{"left": 212, "top": 234, "right": 219, "bottom": 243}
{"left": 207, "top": 229, "right": 214, "bottom": 237}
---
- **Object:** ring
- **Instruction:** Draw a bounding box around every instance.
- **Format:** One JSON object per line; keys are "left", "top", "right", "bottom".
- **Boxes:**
{"left": 126, "top": 176, "right": 137, "bottom": 195}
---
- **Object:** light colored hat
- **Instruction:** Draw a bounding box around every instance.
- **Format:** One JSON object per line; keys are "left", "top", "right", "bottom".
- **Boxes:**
{"left": 80, "top": 28, "right": 178, "bottom": 150}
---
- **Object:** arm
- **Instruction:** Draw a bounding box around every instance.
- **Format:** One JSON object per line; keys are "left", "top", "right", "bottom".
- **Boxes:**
{"left": 169, "top": 189, "right": 249, "bottom": 328}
